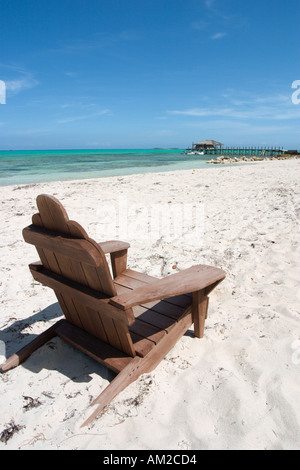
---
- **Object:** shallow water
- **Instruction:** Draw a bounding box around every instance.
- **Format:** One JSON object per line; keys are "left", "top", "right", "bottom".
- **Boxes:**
{"left": 0, "top": 148, "right": 215, "bottom": 186}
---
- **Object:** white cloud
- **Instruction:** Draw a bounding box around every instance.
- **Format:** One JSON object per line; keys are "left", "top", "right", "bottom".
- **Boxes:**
{"left": 54, "top": 30, "right": 141, "bottom": 55}
{"left": 167, "top": 92, "right": 300, "bottom": 122}
{"left": 211, "top": 32, "right": 227, "bottom": 40}
{"left": 5, "top": 72, "right": 38, "bottom": 95}
{"left": 56, "top": 109, "right": 110, "bottom": 124}
{"left": 191, "top": 20, "right": 209, "bottom": 30}
{"left": 168, "top": 107, "right": 233, "bottom": 117}
{"left": 204, "top": 0, "right": 216, "bottom": 9}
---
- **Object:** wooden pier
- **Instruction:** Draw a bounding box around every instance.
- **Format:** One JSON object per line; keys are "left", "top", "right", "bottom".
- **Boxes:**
{"left": 202, "top": 146, "right": 284, "bottom": 157}
{"left": 185, "top": 141, "right": 285, "bottom": 157}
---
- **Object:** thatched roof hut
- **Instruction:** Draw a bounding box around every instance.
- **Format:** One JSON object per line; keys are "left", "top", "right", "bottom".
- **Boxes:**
{"left": 193, "top": 140, "right": 223, "bottom": 150}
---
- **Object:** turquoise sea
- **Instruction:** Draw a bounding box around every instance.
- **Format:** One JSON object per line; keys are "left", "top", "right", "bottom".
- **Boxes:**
{"left": 0, "top": 149, "right": 214, "bottom": 186}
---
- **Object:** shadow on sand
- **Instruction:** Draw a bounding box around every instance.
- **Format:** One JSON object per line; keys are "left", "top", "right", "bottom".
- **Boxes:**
{"left": 0, "top": 302, "right": 115, "bottom": 384}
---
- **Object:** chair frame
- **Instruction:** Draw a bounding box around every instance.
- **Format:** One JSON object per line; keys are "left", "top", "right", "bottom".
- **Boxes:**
{"left": 0, "top": 194, "right": 225, "bottom": 427}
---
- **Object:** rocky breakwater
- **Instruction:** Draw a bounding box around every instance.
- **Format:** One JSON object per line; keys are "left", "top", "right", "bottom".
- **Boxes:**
{"left": 206, "top": 154, "right": 300, "bottom": 164}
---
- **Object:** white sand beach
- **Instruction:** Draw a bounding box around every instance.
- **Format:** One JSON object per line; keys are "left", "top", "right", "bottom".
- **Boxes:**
{"left": 0, "top": 159, "right": 299, "bottom": 450}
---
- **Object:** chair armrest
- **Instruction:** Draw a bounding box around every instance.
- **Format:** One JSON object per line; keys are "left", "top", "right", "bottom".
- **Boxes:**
{"left": 98, "top": 240, "right": 130, "bottom": 254}
{"left": 29, "top": 261, "right": 43, "bottom": 271}
{"left": 98, "top": 240, "right": 130, "bottom": 278}
{"left": 109, "top": 265, "right": 226, "bottom": 310}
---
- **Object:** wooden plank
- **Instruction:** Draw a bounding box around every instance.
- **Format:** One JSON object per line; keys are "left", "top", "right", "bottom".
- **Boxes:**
{"left": 40, "top": 247, "right": 61, "bottom": 275}
{"left": 81, "top": 264, "right": 103, "bottom": 291}
{"left": 124, "top": 269, "right": 195, "bottom": 305}
{"left": 23, "top": 225, "right": 103, "bottom": 266}
{"left": 110, "top": 249, "right": 128, "bottom": 278}
{"left": 98, "top": 240, "right": 130, "bottom": 254}
{"left": 29, "top": 265, "right": 136, "bottom": 357}
{"left": 95, "top": 262, "right": 117, "bottom": 297}
{"left": 85, "top": 307, "right": 108, "bottom": 343}
{"left": 132, "top": 305, "right": 177, "bottom": 331}
{"left": 85, "top": 238, "right": 117, "bottom": 297}
{"left": 29, "top": 266, "right": 134, "bottom": 325}
{"left": 124, "top": 268, "right": 158, "bottom": 282}
{"left": 35, "top": 247, "right": 51, "bottom": 271}
{"left": 59, "top": 294, "right": 83, "bottom": 329}
{"left": 114, "top": 272, "right": 151, "bottom": 289}
{"left": 52, "top": 292, "right": 68, "bottom": 323}
{"left": 113, "top": 321, "right": 136, "bottom": 357}
{"left": 115, "top": 271, "right": 193, "bottom": 309}
{"left": 72, "top": 303, "right": 107, "bottom": 342}
{"left": 123, "top": 265, "right": 225, "bottom": 298}
{"left": 80, "top": 305, "right": 135, "bottom": 357}
{"left": 55, "top": 320, "right": 132, "bottom": 374}
{"left": 34, "top": 199, "right": 89, "bottom": 240}
{"left": 111, "top": 265, "right": 226, "bottom": 310}
{"left": 55, "top": 253, "right": 84, "bottom": 284}
{"left": 115, "top": 279, "right": 191, "bottom": 321}
{"left": 55, "top": 292, "right": 79, "bottom": 326}
{"left": 139, "top": 310, "right": 193, "bottom": 373}
{"left": 140, "top": 299, "right": 189, "bottom": 319}
{"left": 82, "top": 356, "right": 143, "bottom": 427}
{"left": 0, "top": 320, "right": 63, "bottom": 372}
{"left": 129, "top": 319, "right": 166, "bottom": 345}
{"left": 28, "top": 196, "right": 117, "bottom": 298}
{"left": 82, "top": 311, "right": 193, "bottom": 427}
{"left": 130, "top": 332, "right": 155, "bottom": 357}
{"left": 92, "top": 312, "right": 135, "bottom": 358}
{"left": 125, "top": 269, "right": 193, "bottom": 306}
{"left": 36, "top": 194, "right": 70, "bottom": 233}
{"left": 99, "top": 315, "right": 119, "bottom": 348}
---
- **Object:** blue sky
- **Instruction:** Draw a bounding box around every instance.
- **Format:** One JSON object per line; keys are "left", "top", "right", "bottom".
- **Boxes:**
{"left": 0, "top": 0, "right": 299, "bottom": 149}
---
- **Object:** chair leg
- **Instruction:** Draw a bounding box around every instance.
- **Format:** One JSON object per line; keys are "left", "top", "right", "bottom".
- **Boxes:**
{"left": 0, "top": 320, "right": 63, "bottom": 372}
{"left": 81, "top": 313, "right": 194, "bottom": 427}
{"left": 81, "top": 356, "right": 144, "bottom": 427}
{"left": 192, "top": 291, "right": 209, "bottom": 338}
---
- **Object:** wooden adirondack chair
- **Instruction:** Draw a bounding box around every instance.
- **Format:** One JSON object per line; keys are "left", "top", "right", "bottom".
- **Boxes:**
{"left": 0, "top": 194, "right": 226, "bottom": 427}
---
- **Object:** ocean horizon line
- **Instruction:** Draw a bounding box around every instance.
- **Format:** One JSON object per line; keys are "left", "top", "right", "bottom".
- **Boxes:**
{"left": 0, "top": 147, "right": 184, "bottom": 152}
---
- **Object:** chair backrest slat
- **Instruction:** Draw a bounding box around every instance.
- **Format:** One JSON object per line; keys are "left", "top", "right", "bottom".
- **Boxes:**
{"left": 23, "top": 226, "right": 104, "bottom": 266}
